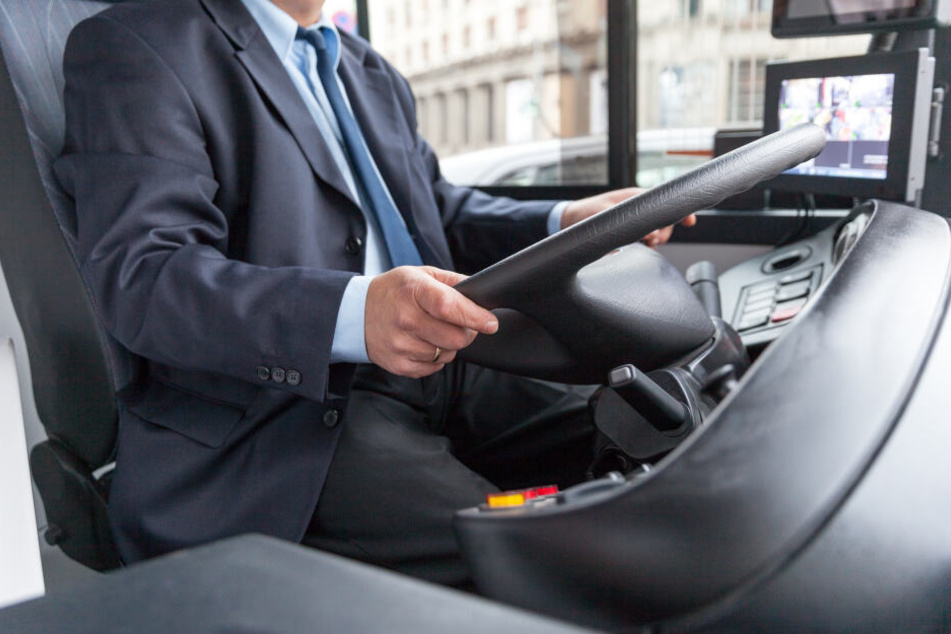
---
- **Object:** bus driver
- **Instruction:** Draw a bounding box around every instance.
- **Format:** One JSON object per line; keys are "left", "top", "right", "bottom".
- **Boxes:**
{"left": 55, "top": 0, "right": 694, "bottom": 586}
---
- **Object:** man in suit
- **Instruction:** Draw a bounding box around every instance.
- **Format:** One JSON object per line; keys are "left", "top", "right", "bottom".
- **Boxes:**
{"left": 55, "top": 0, "right": 693, "bottom": 585}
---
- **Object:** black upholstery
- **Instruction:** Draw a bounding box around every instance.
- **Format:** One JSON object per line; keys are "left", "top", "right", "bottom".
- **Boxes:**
{"left": 0, "top": 0, "right": 125, "bottom": 569}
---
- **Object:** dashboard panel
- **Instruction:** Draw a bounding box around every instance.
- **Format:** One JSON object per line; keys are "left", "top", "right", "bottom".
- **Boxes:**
{"left": 719, "top": 202, "right": 875, "bottom": 349}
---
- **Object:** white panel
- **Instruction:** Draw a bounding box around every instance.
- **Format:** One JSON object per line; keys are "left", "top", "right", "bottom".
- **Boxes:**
{"left": 0, "top": 337, "right": 44, "bottom": 608}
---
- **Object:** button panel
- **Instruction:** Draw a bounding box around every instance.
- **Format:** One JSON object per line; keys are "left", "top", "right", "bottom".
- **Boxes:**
{"left": 732, "top": 265, "right": 822, "bottom": 334}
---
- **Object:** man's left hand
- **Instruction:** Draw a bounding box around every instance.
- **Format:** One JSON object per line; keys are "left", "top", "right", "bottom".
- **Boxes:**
{"left": 561, "top": 187, "right": 697, "bottom": 247}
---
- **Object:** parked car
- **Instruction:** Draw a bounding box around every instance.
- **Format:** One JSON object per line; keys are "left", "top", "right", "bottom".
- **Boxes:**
{"left": 438, "top": 128, "right": 715, "bottom": 188}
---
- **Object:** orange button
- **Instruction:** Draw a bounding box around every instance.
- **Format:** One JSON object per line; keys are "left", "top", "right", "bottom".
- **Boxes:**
{"left": 486, "top": 485, "right": 559, "bottom": 508}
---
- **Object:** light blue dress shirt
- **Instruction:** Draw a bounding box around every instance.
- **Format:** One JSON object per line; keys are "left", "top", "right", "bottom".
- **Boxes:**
{"left": 240, "top": 0, "right": 566, "bottom": 364}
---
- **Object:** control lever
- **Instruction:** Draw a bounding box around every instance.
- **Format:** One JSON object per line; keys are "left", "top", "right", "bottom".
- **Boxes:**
{"left": 685, "top": 260, "right": 721, "bottom": 318}
{"left": 608, "top": 364, "right": 686, "bottom": 432}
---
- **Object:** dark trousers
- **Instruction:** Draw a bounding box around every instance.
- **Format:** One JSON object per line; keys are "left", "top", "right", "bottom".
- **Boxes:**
{"left": 302, "top": 363, "right": 596, "bottom": 586}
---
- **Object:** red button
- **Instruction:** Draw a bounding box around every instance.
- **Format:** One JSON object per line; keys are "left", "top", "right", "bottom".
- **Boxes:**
{"left": 771, "top": 305, "right": 803, "bottom": 323}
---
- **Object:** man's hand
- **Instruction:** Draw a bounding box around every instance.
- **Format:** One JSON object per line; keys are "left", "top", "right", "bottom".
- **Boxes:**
{"left": 366, "top": 266, "right": 498, "bottom": 378}
{"left": 561, "top": 187, "right": 698, "bottom": 247}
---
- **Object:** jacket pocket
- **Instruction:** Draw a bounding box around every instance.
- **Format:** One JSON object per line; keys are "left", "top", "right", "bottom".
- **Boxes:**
{"left": 123, "top": 379, "right": 250, "bottom": 449}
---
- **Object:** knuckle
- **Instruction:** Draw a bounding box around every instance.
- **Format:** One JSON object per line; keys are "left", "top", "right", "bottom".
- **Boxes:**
{"left": 393, "top": 312, "right": 417, "bottom": 332}
{"left": 430, "top": 293, "right": 453, "bottom": 319}
{"left": 449, "top": 330, "right": 471, "bottom": 350}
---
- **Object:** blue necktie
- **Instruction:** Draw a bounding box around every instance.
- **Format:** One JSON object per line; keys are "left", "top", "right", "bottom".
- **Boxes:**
{"left": 296, "top": 27, "right": 423, "bottom": 267}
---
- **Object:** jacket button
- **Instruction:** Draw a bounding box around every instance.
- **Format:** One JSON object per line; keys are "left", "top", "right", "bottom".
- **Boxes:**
{"left": 345, "top": 237, "right": 363, "bottom": 255}
{"left": 323, "top": 409, "right": 340, "bottom": 428}
{"left": 271, "top": 367, "right": 286, "bottom": 384}
{"left": 256, "top": 366, "right": 271, "bottom": 381}
{"left": 286, "top": 370, "right": 301, "bottom": 386}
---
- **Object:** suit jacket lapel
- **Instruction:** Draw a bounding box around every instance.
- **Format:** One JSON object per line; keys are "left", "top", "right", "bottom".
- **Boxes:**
{"left": 199, "top": 0, "right": 359, "bottom": 208}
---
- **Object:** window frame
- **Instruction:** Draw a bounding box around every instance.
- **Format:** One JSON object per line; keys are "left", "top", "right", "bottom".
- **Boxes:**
{"left": 358, "top": 0, "right": 636, "bottom": 202}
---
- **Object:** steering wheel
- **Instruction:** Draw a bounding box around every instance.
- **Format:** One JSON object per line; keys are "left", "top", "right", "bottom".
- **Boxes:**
{"left": 455, "top": 123, "right": 827, "bottom": 383}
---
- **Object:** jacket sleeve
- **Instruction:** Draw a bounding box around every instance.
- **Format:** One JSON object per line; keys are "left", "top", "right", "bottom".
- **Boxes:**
{"left": 55, "top": 15, "right": 354, "bottom": 403}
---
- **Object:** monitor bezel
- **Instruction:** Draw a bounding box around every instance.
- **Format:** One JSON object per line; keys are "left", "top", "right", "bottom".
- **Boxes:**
{"left": 771, "top": 0, "right": 949, "bottom": 38}
{"left": 762, "top": 50, "right": 927, "bottom": 202}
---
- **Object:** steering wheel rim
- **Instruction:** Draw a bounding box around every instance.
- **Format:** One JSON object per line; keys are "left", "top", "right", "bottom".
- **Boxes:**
{"left": 455, "top": 123, "right": 827, "bottom": 310}
{"left": 454, "top": 123, "right": 827, "bottom": 382}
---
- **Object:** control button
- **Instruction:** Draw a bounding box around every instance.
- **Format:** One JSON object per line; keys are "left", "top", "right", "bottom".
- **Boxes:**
{"left": 485, "top": 485, "right": 559, "bottom": 509}
{"left": 286, "top": 370, "right": 301, "bottom": 386}
{"left": 743, "top": 295, "right": 775, "bottom": 313}
{"left": 780, "top": 269, "right": 813, "bottom": 285}
{"left": 737, "top": 309, "right": 771, "bottom": 331}
{"left": 345, "top": 237, "right": 364, "bottom": 255}
{"left": 271, "top": 367, "right": 286, "bottom": 384}
{"left": 776, "top": 280, "right": 811, "bottom": 302}
{"left": 770, "top": 298, "right": 808, "bottom": 323}
{"left": 256, "top": 366, "right": 271, "bottom": 382}
{"left": 323, "top": 409, "right": 340, "bottom": 428}
{"left": 748, "top": 281, "right": 778, "bottom": 296}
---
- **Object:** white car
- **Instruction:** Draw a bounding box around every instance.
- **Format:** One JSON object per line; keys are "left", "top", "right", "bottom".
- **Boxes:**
{"left": 439, "top": 128, "right": 716, "bottom": 188}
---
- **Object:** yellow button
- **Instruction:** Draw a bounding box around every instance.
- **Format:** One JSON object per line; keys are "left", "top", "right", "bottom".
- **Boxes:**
{"left": 486, "top": 493, "right": 527, "bottom": 508}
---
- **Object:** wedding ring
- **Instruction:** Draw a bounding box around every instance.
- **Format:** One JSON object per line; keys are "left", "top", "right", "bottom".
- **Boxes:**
{"left": 432, "top": 346, "right": 442, "bottom": 363}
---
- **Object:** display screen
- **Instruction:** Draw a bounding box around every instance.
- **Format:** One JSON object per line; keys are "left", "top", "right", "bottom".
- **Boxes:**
{"left": 783, "top": 0, "right": 923, "bottom": 23}
{"left": 778, "top": 73, "right": 895, "bottom": 180}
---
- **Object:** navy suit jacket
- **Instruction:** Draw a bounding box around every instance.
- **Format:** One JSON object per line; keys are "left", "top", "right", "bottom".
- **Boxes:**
{"left": 55, "top": 0, "right": 556, "bottom": 563}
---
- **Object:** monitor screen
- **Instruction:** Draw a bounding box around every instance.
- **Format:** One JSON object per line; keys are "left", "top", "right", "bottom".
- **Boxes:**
{"left": 762, "top": 49, "right": 933, "bottom": 202}
{"left": 777, "top": 73, "right": 894, "bottom": 180}
{"left": 772, "top": 0, "right": 949, "bottom": 37}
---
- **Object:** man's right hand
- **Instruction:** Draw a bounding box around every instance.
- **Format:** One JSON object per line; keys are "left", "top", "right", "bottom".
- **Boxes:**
{"left": 365, "top": 266, "right": 499, "bottom": 378}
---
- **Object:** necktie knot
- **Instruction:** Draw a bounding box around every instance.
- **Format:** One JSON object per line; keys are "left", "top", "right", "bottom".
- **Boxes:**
{"left": 296, "top": 26, "right": 326, "bottom": 52}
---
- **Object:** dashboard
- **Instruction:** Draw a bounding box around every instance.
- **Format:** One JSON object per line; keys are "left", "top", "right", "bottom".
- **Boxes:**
{"left": 719, "top": 202, "right": 875, "bottom": 349}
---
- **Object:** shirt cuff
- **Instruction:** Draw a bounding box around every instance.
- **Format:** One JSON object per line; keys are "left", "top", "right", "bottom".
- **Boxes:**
{"left": 330, "top": 275, "right": 372, "bottom": 364}
{"left": 547, "top": 201, "right": 570, "bottom": 235}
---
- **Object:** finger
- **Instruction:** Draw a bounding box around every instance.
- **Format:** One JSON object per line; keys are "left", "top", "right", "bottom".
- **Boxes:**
{"left": 404, "top": 335, "right": 460, "bottom": 366}
{"left": 415, "top": 276, "right": 499, "bottom": 335}
{"left": 680, "top": 213, "right": 698, "bottom": 227}
{"left": 406, "top": 311, "right": 479, "bottom": 353}
{"left": 655, "top": 226, "right": 674, "bottom": 244}
{"left": 608, "top": 186, "right": 644, "bottom": 201}
{"left": 425, "top": 267, "right": 468, "bottom": 287}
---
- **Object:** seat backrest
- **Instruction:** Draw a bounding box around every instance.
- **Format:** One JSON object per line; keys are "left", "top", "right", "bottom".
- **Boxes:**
{"left": 0, "top": 0, "right": 130, "bottom": 469}
{"left": 0, "top": 0, "right": 134, "bottom": 569}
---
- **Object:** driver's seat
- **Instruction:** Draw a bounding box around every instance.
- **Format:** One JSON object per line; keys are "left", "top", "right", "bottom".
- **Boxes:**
{"left": 0, "top": 0, "right": 138, "bottom": 571}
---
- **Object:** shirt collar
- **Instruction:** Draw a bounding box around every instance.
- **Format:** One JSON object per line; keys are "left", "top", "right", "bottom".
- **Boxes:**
{"left": 240, "top": 0, "right": 341, "bottom": 65}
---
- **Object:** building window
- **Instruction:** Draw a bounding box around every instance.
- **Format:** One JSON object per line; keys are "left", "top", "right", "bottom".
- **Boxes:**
{"left": 417, "top": 96, "right": 428, "bottom": 137}
{"left": 728, "top": 57, "right": 767, "bottom": 123}
{"left": 482, "top": 83, "right": 495, "bottom": 143}
{"left": 436, "top": 93, "right": 448, "bottom": 144}
{"left": 517, "top": 6, "right": 529, "bottom": 32}
{"left": 457, "top": 89, "right": 470, "bottom": 146}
